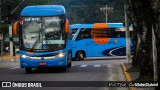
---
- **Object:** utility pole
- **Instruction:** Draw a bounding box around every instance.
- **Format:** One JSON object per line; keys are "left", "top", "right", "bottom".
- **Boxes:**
{"left": 100, "top": 5, "right": 113, "bottom": 23}
{"left": 152, "top": 26, "right": 158, "bottom": 82}
{"left": 7, "top": 0, "right": 14, "bottom": 62}
{"left": 124, "top": 1, "right": 131, "bottom": 63}
{"left": 9, "top": 22, "right": 13, "bottom": 61}
{"left": 8, "top": 0, "right": 24, "bottom": 61}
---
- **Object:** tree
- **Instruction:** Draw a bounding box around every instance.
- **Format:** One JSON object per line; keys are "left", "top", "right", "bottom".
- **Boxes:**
{"left": 125, "top": 0, "right": 159, "bottom": 86}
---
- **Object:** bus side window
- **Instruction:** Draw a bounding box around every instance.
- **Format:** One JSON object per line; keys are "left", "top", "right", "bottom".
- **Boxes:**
{"left": 71, "top": 28, "right": 78, "bottom": 38}
{"left": 114, "top": 30, "right": 125, "bottom": 38}
{"left": 118, "top": 31, "right": 125, "bottom": 38}
{"left": 76, "top": 28, "right": 91, "bottom": 40}
{"left": 109, "top": 28, "right": 116, "bottom": 38}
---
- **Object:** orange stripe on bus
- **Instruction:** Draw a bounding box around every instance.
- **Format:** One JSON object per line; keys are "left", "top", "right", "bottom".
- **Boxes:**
{"left": 91, "top": 23, "right": 110, "bottom": 44}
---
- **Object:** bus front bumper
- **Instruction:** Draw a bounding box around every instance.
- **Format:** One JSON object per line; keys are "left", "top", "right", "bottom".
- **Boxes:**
{"left": 20, "top": 56, "right": 67, "bottom": 68}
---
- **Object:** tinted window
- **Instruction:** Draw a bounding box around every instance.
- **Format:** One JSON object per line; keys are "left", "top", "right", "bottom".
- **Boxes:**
{"left": 76, "top": 28, "right": 126, "bottom": 41}
{"left": 76, "top": 28, "right": 91, "bottom": 40}
{"left": 71, "top": 28, "right": 78, "bottom": 38}
{"left": 92, "top": 28, "right": 125, "bottom": 38}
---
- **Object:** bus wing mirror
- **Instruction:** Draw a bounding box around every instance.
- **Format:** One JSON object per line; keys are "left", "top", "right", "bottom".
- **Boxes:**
{"left": 13, "top": 21, "right": 20, "bottom": 36}
{"left": 65, "top": 19, "right": 69, "bottom": 33}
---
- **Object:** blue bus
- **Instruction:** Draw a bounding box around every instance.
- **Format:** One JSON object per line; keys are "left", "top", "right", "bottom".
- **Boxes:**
{"left": 70, "top": 23, "right": 134, "bottom": 60}
{"left": 13, "top": 5, "right": 72, "bottom": 73}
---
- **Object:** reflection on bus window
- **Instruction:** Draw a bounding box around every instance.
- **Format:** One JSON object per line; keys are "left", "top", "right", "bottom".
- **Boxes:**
{"left": 22, "top": 16, "right": 65, "bottom": 50}
{"left": 71, "top": 28, "right": 78, "bottom": 38}
{"left": 76, "top": 28, "right": 126, "bottom": 40}
{"left": 77, "top": 28, "right": 91, "bottom": 40}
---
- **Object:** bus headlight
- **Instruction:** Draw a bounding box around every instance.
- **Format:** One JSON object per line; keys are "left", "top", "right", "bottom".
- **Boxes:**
{"left": 21, "top": 55, "right": 29, "bottom": 59}
{"left": 57, "top": 53, "right": 65, "bottom": 58}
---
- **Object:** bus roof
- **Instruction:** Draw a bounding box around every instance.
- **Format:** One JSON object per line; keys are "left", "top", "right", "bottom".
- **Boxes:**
{"left": 70, "top": 23, "right": 124, "bottom": 29}
{"left": 107, "top": 23, "right": 124, "bottom": 28}
{"left": 21, "top": 5, "right": 65, "bottom": 16}
{"left": 70, "top": 23, "right": 126, "bottom": 29}
{"left": 70, "top": 24, "right": 93, "bottom": 29}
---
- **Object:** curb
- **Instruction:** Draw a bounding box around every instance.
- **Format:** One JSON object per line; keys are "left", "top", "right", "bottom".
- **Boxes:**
{"left": 0, "top": 55, "right": 19, "bottom": 61}
{"left": 121, "top": 63, "right": 137, "bottom": 90}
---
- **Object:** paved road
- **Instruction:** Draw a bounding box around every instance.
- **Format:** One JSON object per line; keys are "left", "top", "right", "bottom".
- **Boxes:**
{"left": 0, "top": 59, "right": 129, "bottom": 90}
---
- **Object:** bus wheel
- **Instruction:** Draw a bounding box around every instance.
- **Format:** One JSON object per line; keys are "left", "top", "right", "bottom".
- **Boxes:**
{"left": 72, "top": 58, "right": 76, "bottom": 61}
{"left": 25, "top": 68, "right": 32, "bottom": 73}
{"left": 77, "top": 51, "right": 84, "bottom": 61}
{"left": 67, "top": 62, "right": 72, "bottom": 68}
{"left": 62, "top": 67, "right": 67, "bottom": 72}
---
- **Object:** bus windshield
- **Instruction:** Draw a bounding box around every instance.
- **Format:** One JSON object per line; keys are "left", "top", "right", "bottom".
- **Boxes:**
{"left": 21, "top": 16, "right": 65, "bottom": 51}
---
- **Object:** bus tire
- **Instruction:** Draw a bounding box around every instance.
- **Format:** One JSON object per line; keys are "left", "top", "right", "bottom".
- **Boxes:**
{"left": 72, "top": 58, "right": 76, "bottom": 61}
{"left": 77, "top": 51, "right": 84, "bottom": 61}
{"left": 67, "top": 62, "right": 72, "bottom": 67}
{"left": 25, "top": 68, "right": 32, "bottom": 73}
{"left": 62, "top": 67, "right": 67, "bottom": 72}
{"left": 67, "top": 51, "right": 72, "bottom": 67}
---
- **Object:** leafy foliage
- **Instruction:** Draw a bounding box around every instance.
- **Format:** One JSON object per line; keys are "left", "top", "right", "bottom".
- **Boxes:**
{"left": 55, "top": 0, "right": 124, "bottom": 24}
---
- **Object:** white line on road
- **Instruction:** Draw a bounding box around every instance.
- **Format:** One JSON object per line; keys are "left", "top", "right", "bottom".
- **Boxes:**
{"left": 94, "top": 65, "right": 101, "bottom": 67}
{"left": 71, "top": 65, "right": 75, "bottom": 67}
{"left": 108, "top": 65, "right": 111, "bottom": 68}
{"left": 80, "top": 65, "right": 87, "bottom": 67}
{"left": 10, "top": 67, "right": 20, "bottom": 69}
